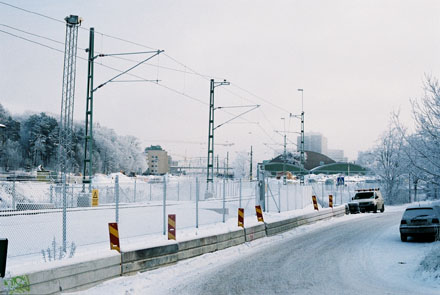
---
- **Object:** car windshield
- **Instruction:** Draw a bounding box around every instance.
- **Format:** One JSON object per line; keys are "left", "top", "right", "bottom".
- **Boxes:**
{"left": 403, "top": 208, "right": 436, "bottom": 218}
{"left": 353, "top": 192, "right": 375, "bottom": 199}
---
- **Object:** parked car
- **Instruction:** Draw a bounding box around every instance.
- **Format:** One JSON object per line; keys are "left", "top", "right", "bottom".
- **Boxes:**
{"left": 350, "top": 188, "right": 385, "bottom": 213}
{"left": 400, "top": 205, "right": 440, "bottom": 242}
{"left": 347, "top": 202, "right": 360, "bottom": 214}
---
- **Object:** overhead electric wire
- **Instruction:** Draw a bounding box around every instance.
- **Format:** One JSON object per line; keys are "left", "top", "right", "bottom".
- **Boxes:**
{"left": 0, "top": 1, "right": 64, "bottom": 24}
{"left": 0, "top": 29, "right": 64, "bottom": 53}
{"left": 230, "top": 82, "right": 291, "bottom": 114}
{"left": 1, "top": 1, "right": 292, "bottom": 115}
{"left": 1, "top": 1, "right": 290, "bottom": 145}
{"left": 0, "top": 23, "right": 64, "bottom": 45}
{"left": 0, "top": 25, "right": 281, "bottom": 146}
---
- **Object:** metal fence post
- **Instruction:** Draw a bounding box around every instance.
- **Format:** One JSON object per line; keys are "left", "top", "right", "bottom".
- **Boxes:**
{"left": 115, "top": 175, "right": 119, "bottom": 224}
{"left": 49, "top": 184, "right": 53, "bottom": 205}
{"left": 239, "top": 178, "right": 242, "bottom": 208}
{"left": 266, "top": 178, "right": 269, "bottom": 213}
{"left": 149, "top": 183, "right": 152, "bottom": 201}
{"left": 301, "top": 185, "right": 304, "bottom": 209}
{"left": 222, "top": 178, "right": 226, "bottom": 223}
{"left": 62, "top": 174, "right": 67, "bottom": 253}
{"left": 286, "top": 183, "right": 289, "bottom": 211}
{"left": 134, "top": 178, "right": 137, "bottom": 203}
{"left": 163, "top": 175, "right": 167, "bottom": 235}
{"left": 196, "top": 178, "right": 199, "bottom": 228}
{"left": 255, "top": 182, "right": 259, "bottom": 206}
{"left": 278, "top": 181, "right": 281, "bottom": 213}
{"left": 177, "top": 181, "right": 180, "bottom": 201}
{"left": 12, "top": 177, "right": 16, "bottom": 210}
{"left": 190, "top": 182, "right": 192, "bottom": 201}
{"left": 69, "top": 186, "right": 72, "bottom": 208}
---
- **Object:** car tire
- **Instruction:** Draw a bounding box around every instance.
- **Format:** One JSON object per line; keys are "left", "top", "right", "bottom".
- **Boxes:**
{"left": 401, "top": 234, "right": 407, "bottom": 242}
{"left": 380, "top": 204, "right": 385, "bottom": 213}
{"left": 373, "top": 205, "right": 377, "bottom": 213}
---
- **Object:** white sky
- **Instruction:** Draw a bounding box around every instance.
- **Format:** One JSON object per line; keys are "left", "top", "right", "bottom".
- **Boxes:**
{"left": 1, "top": 0, "right": 440, "bottom": 163}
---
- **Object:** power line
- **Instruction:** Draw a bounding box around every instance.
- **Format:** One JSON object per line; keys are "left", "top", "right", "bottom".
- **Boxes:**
{"left": 230, "top": 82, "right": 291, "bottom": 114}
{"left": 2, "top": 1, "right": 294, "bottom": 120}
{"left": 0, "top": 29, "right": 64, "bottom": 53}
{"left": 1, "top": 26, "right": 279, "bottom": 146}
{"left": 1, "top": 1, "right": 292, "bottom": 115}
{"left": 0, "top": 2, "right": 288, "bottom": 145}
{"left": 0, "top": 23, "right": 64, "bottom": 45}
{"left": 2, "top": 21, "right": 212, "bottom": 80}
{"left": 0, "top": 1, "right": 64, "bottom": 24}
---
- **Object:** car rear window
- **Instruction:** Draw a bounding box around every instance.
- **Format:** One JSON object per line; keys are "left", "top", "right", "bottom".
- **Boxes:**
{"left": 403, "top": 208, "right": 435, "bottom": 218}
{"left": 353, "top": 192, "right": 374, "bottom": 199}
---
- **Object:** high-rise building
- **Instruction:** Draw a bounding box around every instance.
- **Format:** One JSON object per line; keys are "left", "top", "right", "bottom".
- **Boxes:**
{"left": 145, "top": 145, "right": 169, "bottom": 175}
{"left": 327, "top": 149, "right": 347, "bottom": 162}
{"left": 298, "top": 132, "right": 328, "bottom": 155}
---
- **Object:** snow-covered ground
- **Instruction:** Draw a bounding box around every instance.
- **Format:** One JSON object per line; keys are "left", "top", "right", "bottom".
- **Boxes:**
{"left": 69, "top": 206, "right": 440, "bottom": 295}
{"left": 0, "top": 173, "right": 431, "bottom": 279}
{"left": 1, "top": 174, "right": 314, "bottom": 275}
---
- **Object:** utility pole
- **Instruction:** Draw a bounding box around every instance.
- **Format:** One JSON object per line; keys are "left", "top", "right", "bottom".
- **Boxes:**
{"left": 298, "top": 89, "right": 305, "bottom": 185}
{"left": 216, "top": 155, "right": 219, "bottom": 177}
{"left": 82, "top": 27, "right": 94, "bottom": 191}
{"left": 300, "top": 111, "right": 305, "bottom": 185}
{"left": 249, "top": 145, "right": 253, "bottom": 181}
{"left": 291, "top": 88, "right": 305, "bottom": 185}
{"left": 81, "top": 29, "right": 163, "bottom": 191}
{"left": 226, "top": 151, "right": 229, "bottom": 179}
{"left": 206, "top": 78, "right": 259, "bottom": 187}
{"left": 283, "top": 134, "right": 287, "bottom": 185}
{"left": 206, "top": 79, "right": 230, "bottom": 185}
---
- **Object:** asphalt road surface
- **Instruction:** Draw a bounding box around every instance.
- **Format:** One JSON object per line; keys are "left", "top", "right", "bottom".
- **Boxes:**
{"left": 168, "top": 211, "right": 439, "bottom": 295}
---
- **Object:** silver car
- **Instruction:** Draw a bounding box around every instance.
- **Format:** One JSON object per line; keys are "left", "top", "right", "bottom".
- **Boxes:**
{"left": 400, "top": 205, "right": 440, "bottom": 242}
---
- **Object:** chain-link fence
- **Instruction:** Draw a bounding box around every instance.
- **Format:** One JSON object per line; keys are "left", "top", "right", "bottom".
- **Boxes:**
{"left": 6, "top": 172, "right": 408, "bottom": 274}
{"left": 0, "top": 173, "right": 316, "bottom": 265}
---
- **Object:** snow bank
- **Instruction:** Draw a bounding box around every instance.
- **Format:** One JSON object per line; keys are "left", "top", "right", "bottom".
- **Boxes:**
{"left": 417, "top": 242, "right": 440, "bottom": 282}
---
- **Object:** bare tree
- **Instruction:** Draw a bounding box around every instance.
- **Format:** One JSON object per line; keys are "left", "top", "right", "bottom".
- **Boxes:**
{"left": 373, "top": 125, "right": 406, "bottom": 204}
{"left": 393, "top": 76, "right": 440, "bottom": 185}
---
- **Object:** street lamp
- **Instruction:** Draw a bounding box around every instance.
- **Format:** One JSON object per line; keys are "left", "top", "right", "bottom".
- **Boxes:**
{"left": 297, "top": 89, "right": 304, "bottom": 112}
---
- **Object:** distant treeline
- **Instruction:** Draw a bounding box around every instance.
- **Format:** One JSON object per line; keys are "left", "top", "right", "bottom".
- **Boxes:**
{"left": 0, "top": 103, "right": 147, "bottom": 174}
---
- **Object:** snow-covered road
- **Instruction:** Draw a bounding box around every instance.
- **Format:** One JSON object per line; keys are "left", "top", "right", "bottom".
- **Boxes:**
{"left": 72, "top": 210, "right": 440, "bottom": 295}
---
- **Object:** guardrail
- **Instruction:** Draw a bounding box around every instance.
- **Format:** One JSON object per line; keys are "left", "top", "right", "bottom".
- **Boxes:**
{"left": 1, "top": 205, "right": 346, "bottom": 294}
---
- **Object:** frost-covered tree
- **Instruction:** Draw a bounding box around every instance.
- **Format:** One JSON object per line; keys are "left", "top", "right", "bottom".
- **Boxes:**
{"left": 402, "top": 77, "right": 440, "bottom": 182}
{"left": 0, "top": 103, "right": 147, "bottom": 175}
{"left": 232, "top": 151, "right": 248, "bottom": 179}
{"left": 92, "top": 125, "right": 146, "bottom": 175}
{"left": 20, "top": 113, "right": 59, "bottom": 168}
{"left": 372, "top": 125, "right": 407, "bottom": 204}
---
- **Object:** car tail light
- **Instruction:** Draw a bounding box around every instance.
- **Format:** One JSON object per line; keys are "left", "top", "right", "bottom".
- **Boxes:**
{"left": 432, "top": 218, "right": 439, "bottom": 224}
{"left": 401, "top": 220, "right": 407, "bottom": 225}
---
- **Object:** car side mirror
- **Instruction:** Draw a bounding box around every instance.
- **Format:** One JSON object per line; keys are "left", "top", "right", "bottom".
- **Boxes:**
{"left": 351, "top": 197, "right": 353, "bottom": 201}
{"left": 375, "top": 196, "right": 379, "bottom": 199}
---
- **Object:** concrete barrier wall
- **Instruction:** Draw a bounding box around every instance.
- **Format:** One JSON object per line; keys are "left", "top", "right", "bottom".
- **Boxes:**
{"left": 265, "top": 206, "right": 345, "bottom": 236}
{"left": 2, "top": 255, "right": 121, "bottom": 294}
{"left": 5, "top": 205, "right": 346, "bottom": 294}
{"left": 245, "top": 224, "right": 266, "bottom": 242}
{"left": 121, "top": 244, "right": 179, "bottom": 275}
